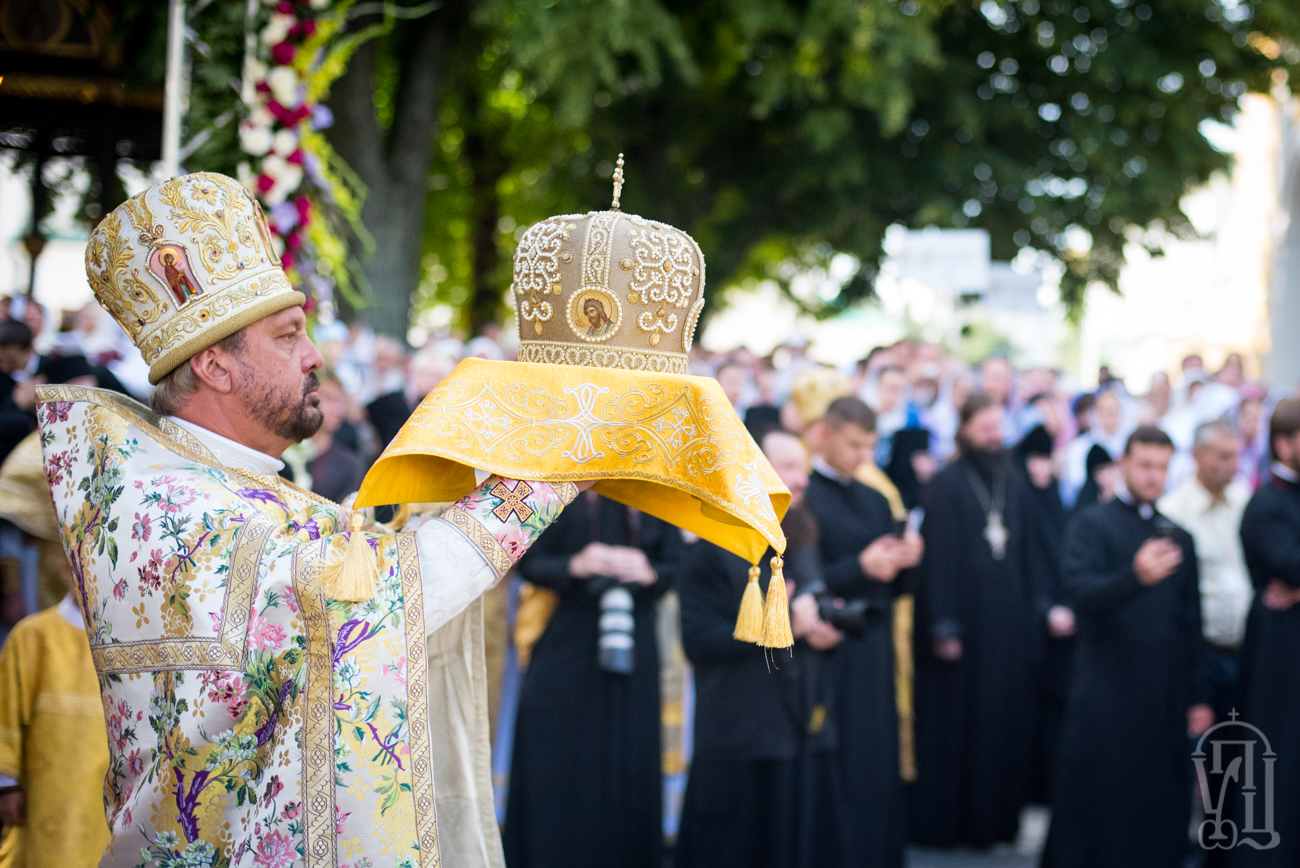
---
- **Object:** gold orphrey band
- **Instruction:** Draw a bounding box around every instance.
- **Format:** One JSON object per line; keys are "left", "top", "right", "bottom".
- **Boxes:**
{"left": 515, "top": 340, "right": 689, "bottom": 374}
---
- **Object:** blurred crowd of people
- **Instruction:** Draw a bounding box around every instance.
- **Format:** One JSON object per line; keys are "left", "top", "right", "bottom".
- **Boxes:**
{"left": 2, "top": 297, "right": 1298, "bottom": 868}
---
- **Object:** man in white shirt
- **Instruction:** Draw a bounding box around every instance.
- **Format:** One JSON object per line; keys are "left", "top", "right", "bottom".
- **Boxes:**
{"left": 1158, "top": 418, "right": 1253, "bottom": 722}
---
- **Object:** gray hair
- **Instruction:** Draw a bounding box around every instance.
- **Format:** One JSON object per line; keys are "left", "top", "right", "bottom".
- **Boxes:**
{"left": 149, "top": 329, "right": 247, "bottom": 417}
{"left": 1193, "top": 418, "right": 1237, "bottom": 451}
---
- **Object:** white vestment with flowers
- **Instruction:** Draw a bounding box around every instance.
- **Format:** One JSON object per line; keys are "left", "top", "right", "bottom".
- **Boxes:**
{"left": 37, "top": 386, "right": 574, "bottom": 868}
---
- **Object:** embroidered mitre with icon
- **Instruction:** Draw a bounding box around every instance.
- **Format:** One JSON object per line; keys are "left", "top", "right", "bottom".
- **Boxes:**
{"left": 84, "top": 172, "right": 305, "bottom": 385}
{"left": 358, "top": 160, "right": 789, "bottom": 566}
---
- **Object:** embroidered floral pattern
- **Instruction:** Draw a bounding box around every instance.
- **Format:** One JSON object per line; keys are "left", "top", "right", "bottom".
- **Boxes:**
{"left": 38, "top": 390, "right": 569, "bottom": 868}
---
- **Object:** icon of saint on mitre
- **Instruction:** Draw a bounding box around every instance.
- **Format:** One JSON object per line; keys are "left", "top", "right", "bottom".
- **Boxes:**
{"left": 149, "top": 245, "right": 203, "bottom": 305}
{"left": 569, "top": 287, "right": 620, "bottom": 342}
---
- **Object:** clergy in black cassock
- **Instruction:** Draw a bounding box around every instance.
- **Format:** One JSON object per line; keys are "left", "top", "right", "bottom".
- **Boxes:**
{"left": 503, "top": 492, "right": 684, "bottom": 868}
{"left": 1232, "top": 398, "right": 1300, "bottom": 868}
{"left": 804, "top": 397, "right": 923, "bottom": 868}
{"left": 677, "top": 430, "right": 844, "bottom": 868}
{"left": 910, "top": 393, "right": 1038, "bottom": 847}
{"left": 1017, "top": 424, "right": 1076, "bottom": 805}
{"left": 1043, "top": 426, "right": 1211, "bottom": 868}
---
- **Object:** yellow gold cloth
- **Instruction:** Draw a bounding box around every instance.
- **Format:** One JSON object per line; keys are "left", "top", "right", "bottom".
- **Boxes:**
{"left": 0, "top": 432, "right": 59, "bottom": 543}
{"left": 0, "top": 607, "right": 112, "bottom": 868}
{"left": 356, "top": 358, "right": 789, "bottom": 562}
{"left": 0, "top": 433, "right": 71, "bottom": 611}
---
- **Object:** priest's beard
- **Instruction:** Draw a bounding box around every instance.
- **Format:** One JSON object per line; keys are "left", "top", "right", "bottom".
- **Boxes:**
{"left": 238, "top": 364, "right": 323, "bottom": 443}
{"left": 959, "top": 437, "right": 1009, "bottom": 482}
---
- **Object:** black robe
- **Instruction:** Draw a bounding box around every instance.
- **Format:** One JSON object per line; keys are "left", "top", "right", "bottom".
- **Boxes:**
{"left": 805, "top": 469, "right": 904, "bottom": 868}
{"left": 1231, "top": 471, "right": 1300, "bottom": 868}
{"left": 676, "top": 536, "right": 837, "bottom": 868}
{"left": 1042, "top": 499, "right": 1204, "bottom": 868}
{"left": 1024, "top": 471, "right": 1073, "bottom": 804}
{"left": 365, "top": 389, "right": 413, "bottom": 449}
{"left": 503, "top": 493, "right": 683, "bottom": 868}
{"left": 910, "top": 454, "right": 1038, "bottom": 846}
{"left": 306, "top": 442, "right": 367, "bottom": 504}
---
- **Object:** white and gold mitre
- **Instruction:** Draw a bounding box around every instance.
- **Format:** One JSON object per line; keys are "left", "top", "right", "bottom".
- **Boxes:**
{"left": 511, "top": 170, "right": 704, "bottom": 374}
{"left": 85, "top": 172, "right": 305, "bottom": 384}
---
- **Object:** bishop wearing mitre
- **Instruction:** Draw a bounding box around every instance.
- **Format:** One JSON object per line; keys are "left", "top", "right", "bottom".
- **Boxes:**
{"left": 40, "top": 173, "right": 583, "bottom": 868}
{"left": 46, "top": 164, "right": 790, "bottom": 868}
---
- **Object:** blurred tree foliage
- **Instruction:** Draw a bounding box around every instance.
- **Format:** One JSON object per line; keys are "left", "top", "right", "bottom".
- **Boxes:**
{"left": 113, "top": 0, "right": 1300, "bottom": 337}
{"left": 408, "top": 0, "right": 1300, "bottom": 337}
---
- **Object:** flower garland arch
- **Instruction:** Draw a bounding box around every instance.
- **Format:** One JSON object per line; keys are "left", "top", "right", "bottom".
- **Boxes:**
{"left": 235, "top": 0, "right": 387, "bottom": 318}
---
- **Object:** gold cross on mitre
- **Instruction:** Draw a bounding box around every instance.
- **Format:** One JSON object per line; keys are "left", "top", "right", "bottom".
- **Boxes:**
{"left": 490, "top": 480, "right": 535, "bottom": 523}
{"left": 611, "top": 153, "right": 625, "bottom": 210}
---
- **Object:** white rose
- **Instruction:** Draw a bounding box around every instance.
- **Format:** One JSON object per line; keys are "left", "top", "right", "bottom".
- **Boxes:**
{"left": 266, "top": 165, "right": 304, "bottom": 207}
{"left": 242, "top": 57, "right": 267, "bottom": 83}
{"left": 249, "top": 104, "right": 275, "bottom": 128}
{"left": 266, "top": 66, "right": 300, "bottom": 107}
{"left": 262, "top": 153, "right": 288, "bottom": 179}
{"left": 277, "top": 164, "right": 304, "bottom": 196}
{"left": 239, "top": 123, "right": 273, "bottom": 156}
{"left": 240, "top": 58, "right": 268, "bottom": 104}
{"left": 260, "top": 13, "right": 294, "bottom": 47}
{"left": 272, "top": 129, "right": 299, "bottom": 157}
{"left": 236, "top": 161, "right": 254, "bottom": 188}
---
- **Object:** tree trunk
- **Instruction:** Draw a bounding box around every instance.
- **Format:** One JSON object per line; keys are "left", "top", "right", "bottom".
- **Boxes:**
{"left": 327, "top": 3, "right": 465, "bottom": 341}
{"left": 461, "top": 96, "right": 509, "bottom": 335}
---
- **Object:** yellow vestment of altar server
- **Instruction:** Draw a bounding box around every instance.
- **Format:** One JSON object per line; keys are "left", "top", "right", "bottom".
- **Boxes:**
{"left": 0, "top": 599, "right": 112, "bottom": 868}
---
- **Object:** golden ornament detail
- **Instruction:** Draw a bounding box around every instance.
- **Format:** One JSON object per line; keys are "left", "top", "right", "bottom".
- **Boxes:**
{"left": 611, "top": 153, "right": 625, "bottom": 210}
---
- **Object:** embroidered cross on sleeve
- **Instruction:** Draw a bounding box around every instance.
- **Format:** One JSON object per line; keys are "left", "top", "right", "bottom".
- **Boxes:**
{"left": 490, "top": 480, "right": 535, "bottom": 523}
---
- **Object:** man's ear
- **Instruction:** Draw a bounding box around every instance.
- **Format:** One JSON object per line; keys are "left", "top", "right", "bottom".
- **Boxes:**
{"left": 189, "top": 345, "right": 237, "bottom": 394}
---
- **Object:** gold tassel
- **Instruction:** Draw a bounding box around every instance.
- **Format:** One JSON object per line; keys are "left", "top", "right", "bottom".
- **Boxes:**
{"left": 760, "top": 555, "right": 793, "bottom": 649}
{"left": 325, "top": 510, "right": 378, "bottom": 601}
{"left": 733, "top": 565, "right": 765, "bottom": 643}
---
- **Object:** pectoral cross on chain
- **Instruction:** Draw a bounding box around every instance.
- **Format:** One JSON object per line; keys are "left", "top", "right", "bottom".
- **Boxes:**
{"left": 984, "top": 510, "right": 1008, "bottom": 561}
{"left": 491, "top": 480, "right": 535, "bottom": 523}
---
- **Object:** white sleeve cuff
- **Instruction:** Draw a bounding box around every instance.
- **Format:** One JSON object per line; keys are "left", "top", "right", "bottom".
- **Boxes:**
{"left": 414, "top": 516, "right": 503, "bottom": 636}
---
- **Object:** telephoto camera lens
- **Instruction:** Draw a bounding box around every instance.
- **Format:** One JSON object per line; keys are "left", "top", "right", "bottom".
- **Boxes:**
{"left": 598, "top": 586, "right": 635, "bottom": 675}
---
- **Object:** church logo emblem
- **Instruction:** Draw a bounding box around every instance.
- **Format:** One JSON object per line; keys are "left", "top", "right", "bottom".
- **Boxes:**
{"left": 1194, "top": 710, "right": 1280, "bottom": 851}
{"left": 148, "top": 244, "right": 204, "bottom": 306}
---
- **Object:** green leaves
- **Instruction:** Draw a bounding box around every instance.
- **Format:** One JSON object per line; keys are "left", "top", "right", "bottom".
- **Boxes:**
{"left": 168, "top": 0, "right": 1300, "bottom": 326}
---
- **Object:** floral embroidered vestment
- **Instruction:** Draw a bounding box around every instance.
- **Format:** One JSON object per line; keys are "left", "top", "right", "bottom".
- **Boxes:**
{"left": 37, "top": 386, "right": 574, "bottom": 868}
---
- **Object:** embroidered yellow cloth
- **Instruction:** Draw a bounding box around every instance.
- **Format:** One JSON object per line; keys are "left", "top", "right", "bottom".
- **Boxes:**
{"left": 355, "top": 358, "right": 790, "bottom": 562}
{"left": 0, "top": 607, "right": 112, "bottom": 868}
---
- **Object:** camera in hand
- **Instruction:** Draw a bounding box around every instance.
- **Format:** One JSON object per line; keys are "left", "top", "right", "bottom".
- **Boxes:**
{"left": 595, "top": 582, "right": 635, "bottom": 675}
{"left": 816, "top": 595, "right": 874, "bottom": 639}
